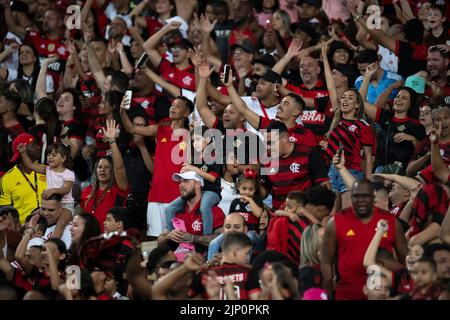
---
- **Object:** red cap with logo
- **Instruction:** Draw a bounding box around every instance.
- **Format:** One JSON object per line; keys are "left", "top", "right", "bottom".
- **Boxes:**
{"left": 10, "top": 133, "right": 35, "bottom": 163}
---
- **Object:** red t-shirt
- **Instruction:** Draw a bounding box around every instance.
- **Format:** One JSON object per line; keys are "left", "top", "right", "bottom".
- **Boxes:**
{"left": 147, "top": 126, "right": 187, "bottom": 203}
{"left": 201, "top": 263, "right": 251, "bottom": 300}
{"left": 25, "top": 31, "right": 69, "bottom": 88}
{"left": 158, "top": 59, "right": 196, "bottom": 91}
{"left": 174, "top": 198, "right": 225, "bottom": 235}
{"left": 145, "top": 16, "right": 164, "bottom": 37}
{"left": 81, "top": 183, "right": 129, "bottom": 231}
{"left": 334, "top": 207, "right": 397, "bottom": 300}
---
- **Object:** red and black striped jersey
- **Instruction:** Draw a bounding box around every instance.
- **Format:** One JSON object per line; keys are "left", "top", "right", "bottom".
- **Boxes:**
{"left": 266, "top": 214, "right": 310, "bottom": 266}
{"left": 409, "top": 183, "right": 449, "bottom": 237}
{"left": 258, "top": 117, "right": 317, "bottom": 148}
{"left": 263, "top": 145, "right": 328, "bottom": 209}
{"left": 326, "top": 119, "right": 375, "bottom": 171}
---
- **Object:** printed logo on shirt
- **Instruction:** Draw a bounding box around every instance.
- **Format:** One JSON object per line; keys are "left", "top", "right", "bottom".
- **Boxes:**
{"left": 397, "top": 125, "right": 406, "bottom": 132}
{"left": 161, "top": 137, "right": 167, "bottom": 143}
{"left": 290, "top": 162, "right": 300, "bottom": 173}
{"left": 141, "top": 100, "right": 150, "bottom": 109}
{"left": 178, "top": 141, "right": 187, "bottom": 150}
{"left": 289, "top": 135, "right": 297, "bottom": 142}
{"left": 348, "top": 125, "right": 357, "bottom": 132}
{"left": 201, "top": 165, "right": 208, "bottom": 172}
{"left": 182, "top": 76, "right": 193, "bottom": 86}
{"left": 383, "top": 232, "right": 388, "bottom": 238}
{"left": 48, "top": 44, "right": 55, "bottom": 52}
{"left": 168, "top": 73, "right": 174, "bottom": 79}
{"left": 192, "top": 220, "right": 202, "bottom": 232}
{"left": 346, "top": 229, "right": 356, "bottom": 236}
{"left": 58, "top": 46, "right": 67, "bottom": 56}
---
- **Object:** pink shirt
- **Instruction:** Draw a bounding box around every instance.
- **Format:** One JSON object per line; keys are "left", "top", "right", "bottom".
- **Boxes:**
{"left": 46, "top": 167, "right": 75, "bottom": 204}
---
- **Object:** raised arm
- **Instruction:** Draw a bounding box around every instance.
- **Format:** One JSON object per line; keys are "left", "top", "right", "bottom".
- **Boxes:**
{"left": 84, "top": 26, "right": 106, "bottom": 93}
{"left": 334, "top": 153, "right": 357, "bottom": 191}
{"left": 196, "top": 60, "right": 219, "bottom": 128}
{"left": 113, "top": 42, "right": 132, "bottom": 75}
{"left": 36, "top": 55, "right": 58, "bottom": 100}
{"left": 1, "top": 3, "right": 26, "bottom": 39}
{"left": 175, "top": 0, "right": 196, "bottom": 24}
{"left": 119, "top": 97, "right": 158, "bottom": 136}
{"left": 321, "top": 42, "right": 339, "bottom": 110}
{"left": 80, "top": 0, "right": 95, "bottom": 27}
{"left": 143, "top": 22, "right": 182, "bottom": 68}
{"left": 143, "top": 67, "right": 181, "bottom": 98}
{"left": 102, "top": 119, "right": 128, "bottom": 191}
{"left": 15, "top": 227, "right": 35, "bottom": 274}
{"left": 134, "top": 136, "right": 154, "bottom": 173}
{"left": 152, "top": 253, "right": 203, "bottom": 300}
{"left": 222, "top": 69, "right": 261, "bottom": 129}
{"left": 17, "top": 144, "right": 46, "bottom": 175}
{"left": 430, "top": 125, "right": 450, "bottom": 183}
{"left": 360, "top": 63, "right": 379, "bottom": 121}
{"left": 272, "top": 38, "right": 302, "bottom": 74}
{"left": 347, "top": 0, "right": 396, "bottom": 53}
{"left": 363, "top": 220, "right": 393, "bottom": 282}
{"left": 43, "top": 242, "right": 64, "bottom": 291}
{"left": 371, "top": 173, "right": 421, "bottom": 191}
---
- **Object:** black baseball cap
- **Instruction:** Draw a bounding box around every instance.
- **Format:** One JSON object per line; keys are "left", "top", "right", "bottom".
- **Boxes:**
{"left": 168, "top": 37, "right": 194, "bottom": 50}
{"left": 254, "top": 54, "right": 276, "bottom": 68}
{"left": 231, "top": 39, "right": 255, "bottom": 54}
{"left": 261, "top": 70, "right": 282, "bottom": 84}
{"left": 329, "top": 40, "right": 354, "bottom": 61}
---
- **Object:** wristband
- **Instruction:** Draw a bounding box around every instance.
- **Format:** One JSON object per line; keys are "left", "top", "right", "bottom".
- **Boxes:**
{"left": 108, "top": 140, "right": 116, "bottom": 144}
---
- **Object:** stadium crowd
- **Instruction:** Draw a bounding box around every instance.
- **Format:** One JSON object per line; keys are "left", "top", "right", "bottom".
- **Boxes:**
{"left": 0, "top": 0, "right": 449, "bottom": 300}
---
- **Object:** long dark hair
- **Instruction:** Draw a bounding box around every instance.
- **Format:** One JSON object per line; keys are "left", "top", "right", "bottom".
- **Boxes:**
{"left": 89, "top": 157, "right": 116, "bottom": 201}
{"left": 17, "top": 44, "right": 40, "bottom": 92}
{"left": 10, "top": 79, "right": 33, "bottom": 106}
{"left": 67, "top": 213, "right": 101, "bottom": 266}
{"left": 60, "top": 88, "right": 84, "bottom": 124}
{"left": 396, "top": 87, "right": 420, "bottom": 119}
{"left": 326, "top": 88, "right": 366, "bottom": 137}
{"left": 35, "top": 97, "right": 58, "bottom": 146}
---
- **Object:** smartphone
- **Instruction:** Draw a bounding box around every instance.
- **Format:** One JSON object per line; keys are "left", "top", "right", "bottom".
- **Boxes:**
{"left": 265, "top": 19, "right": 272, "bottom": 30}
{"left": 223, "top": 64, "right": 231, "bottom": 84}
{"left": 135, "top": 52, "right": 149, "bottom": 69}
{"left": 122, "top": 90, "right": 132, "bottom": 110}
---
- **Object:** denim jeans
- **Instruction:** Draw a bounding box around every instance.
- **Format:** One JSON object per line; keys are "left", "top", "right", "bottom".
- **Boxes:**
{"left": 165, "top": 191, "right": 220, "bottom": 235}
{"left": 207, "top": 230, "right": 259, "bottom": 261}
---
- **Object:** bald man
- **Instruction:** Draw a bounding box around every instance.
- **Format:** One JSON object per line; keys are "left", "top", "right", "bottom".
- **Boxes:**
{"left": 207, "top": 213, "right": 248, "bottom": 261}
{"left": 321, "top": 180, "right": 408, "bottom": 300}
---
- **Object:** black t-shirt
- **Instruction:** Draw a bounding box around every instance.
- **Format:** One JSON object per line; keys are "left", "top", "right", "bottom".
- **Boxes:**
{"left": 214, "top": 20, "right": 234, "bottom": 64}
{"left": 194, "top": 161, "right": 223, "bottom": 196}
{"left": 375, "top": 108, "right": 426, "bottom": 167}
{"left": 229, "top": 197, "right": 264, "bottom": 230}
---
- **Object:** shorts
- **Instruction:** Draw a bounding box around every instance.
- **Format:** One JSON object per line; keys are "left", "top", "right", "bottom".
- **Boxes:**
{"left": 328, "top": 165, "right": 364, "bottom": 193}
{"left": 146, "top": 202, "right": 169, "bottom": 237}
{"left": 62, "top": 202, "right": 75, "bottom": 215}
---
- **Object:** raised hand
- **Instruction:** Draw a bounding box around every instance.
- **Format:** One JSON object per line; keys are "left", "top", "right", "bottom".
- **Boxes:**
{"left": 199, "top": 13, "right": 217, "bottom": 34}
{"left": 164, "top": 21, "right": 182, "bottom": 32}
{"left": 65, "top": 40, "right": 77, "bottom": 55}
{"left": 286, "top": 37, "right": 303, "bottom": 58}
{"left": 376, "top": 219, "right": 389, "bottom": 233}
{"left": 429, "top": 122, "right": 441, "bottom": 144}
{"left": 43, "top": 54, "right": 59, "bottom": 66}
{"left": 101, "top": 119, "right": 120, "bottom": 143}
{"left": 220, "top": 68, "right": 234, "bottom": 87}
{"left": 204, "top": 270, "right": 221, "bottom": 299}
{"left": 365, "top": 62, "right": 378, "bottom": 78}
{"left": 82, "top": 23, "right": 92, "bottom": 43}
{"left": 198, "top": 58, "right": 214, "bottom": 79}
{"left": 116, "top": 42, "right": 124, "bottom": 53}
{"left": 187, "top": 47, "right": 202, "bottom": 67}
{"left": 320, "top": 41, "right": 328, "bottom": 60}
{"left": 332, "top": 151, "right": 345, "bottom": 170}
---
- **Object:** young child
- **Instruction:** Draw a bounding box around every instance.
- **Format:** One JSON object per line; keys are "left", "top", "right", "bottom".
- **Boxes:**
{"left": 229, "top": 168, "right": 268, "bottom": 232}
{"left": 103, "top": 207, "right": 130, "bottom": 234}
{"left": 18, "top": 143, "right": 75, "bottom": 238}
{"left": 274, "top": 191, "right": 320, "bottom": 224}
{"left": 424, "top": 4, "right": 448, "bottom": 47}
{"left": 409, "top": 256, "right": 442, "bottom": 300}
{"left": 166, "top": 126, "right": 223, "bottom": 235}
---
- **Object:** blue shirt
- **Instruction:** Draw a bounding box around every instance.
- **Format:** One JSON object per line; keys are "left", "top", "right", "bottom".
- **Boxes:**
{"left": 355, "top": 70, "right": 403, "bottom": 104}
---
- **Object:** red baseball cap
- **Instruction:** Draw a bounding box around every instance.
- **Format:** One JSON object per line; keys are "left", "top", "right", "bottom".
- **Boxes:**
{"left": 10, "top": 133, "right": 35, "bottom": 163}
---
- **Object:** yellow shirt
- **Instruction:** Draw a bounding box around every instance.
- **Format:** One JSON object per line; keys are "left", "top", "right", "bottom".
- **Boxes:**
{"left": 0, "top": 166, "right": 46, "bottom": 224}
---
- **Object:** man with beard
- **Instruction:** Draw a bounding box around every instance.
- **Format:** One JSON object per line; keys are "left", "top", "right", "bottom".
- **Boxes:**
{"left": 143, "top": 21, "right": 196, "bottom": 92}
{"left": 24, "top": 8, "right": 69, "bottom": 88}
{"left": 321, "top": 180, "right": 408, "bottom": 300}
{"left": 425, "top": 46, "right": 450, "bottom": 106}
{"left": 129, "top": 68, "right": 171, "bottom": 125}
{"left": 158, "top": 171, "right": 225, "bottom": 255}
{"left": 106, "top": 16, "right": 132, "bottom": 46}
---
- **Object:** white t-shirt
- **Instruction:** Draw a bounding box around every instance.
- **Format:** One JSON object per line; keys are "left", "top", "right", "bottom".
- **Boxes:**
{"left": 218, "top": 178, "right": 238, "bottom": 215}
{"left": 0, "top": 32, "right": 22, "bottom": 71}
{"left": 43, "top": 223, "right": 72, "bottom": 250}
{"left": 45, "top": 167, "right": 75, "bottom": 204}
{"left": 378, "top": 45, "right": 398, "bottom": 74}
